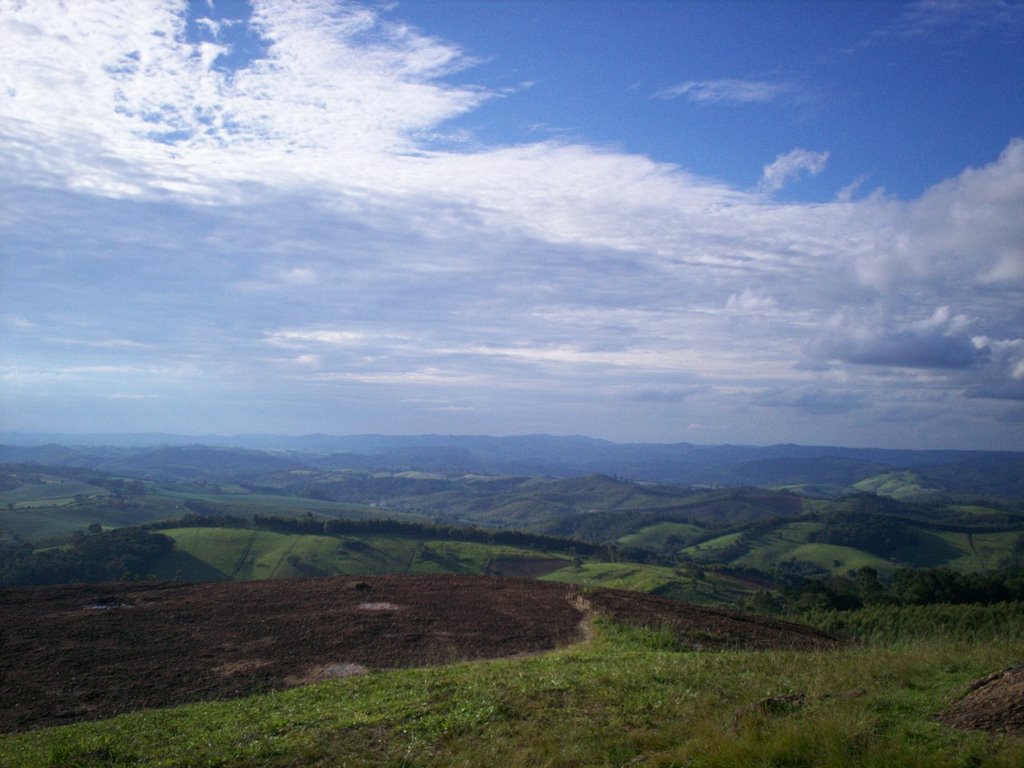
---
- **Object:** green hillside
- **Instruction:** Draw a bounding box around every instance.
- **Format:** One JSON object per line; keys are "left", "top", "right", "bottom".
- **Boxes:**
{"left": 153, "top": 526, "right": 748, "bottom": 606}
{"left": 617, "top": 521, "right": 704, "bottom": 550}
{"left": 679, "top": 517, "right": 1023, "bottom": 576}
{"left": 4, "top": 460, "right": 1023, "bottom": 593}
{"left": 159, "top": 526, "right": 572, "bottom": 582}
{"left": 853, "top": 470, "right": 941, "bottom": 502}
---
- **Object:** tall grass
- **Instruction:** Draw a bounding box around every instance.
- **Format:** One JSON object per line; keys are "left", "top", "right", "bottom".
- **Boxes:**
{"left": 795, "top": 601, "right": 1024, "bottom": 644}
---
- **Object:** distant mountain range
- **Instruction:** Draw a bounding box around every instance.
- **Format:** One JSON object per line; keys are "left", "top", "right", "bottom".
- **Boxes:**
{"left": 2, "top": 433, "right": 1023, "bottom": 498}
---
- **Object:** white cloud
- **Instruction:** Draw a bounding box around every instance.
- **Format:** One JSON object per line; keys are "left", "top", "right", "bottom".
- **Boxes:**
{"left": 265, "top": 329, "right": 366, "bottom": 346}
{"left": 835, "top": 175, "right": 867, "bottom": 202}
{"left": 0, "top": 0, "right": 490, "bottom": 200}
{"left": 758, "top": 148, "right": 829, "bottom": 194}
{"left": 854, "top": 0, "right": 1024, "bottom": 50}
{"left": 725, "top": 288, "right": 777, "bottom": 314}
{"left": 806, "top": 306, "right": 1024, "bottom": 398}
{"left": 658, "top": 78, "right": 791, "bottom": 104}
{"left": 853, "top": 139, "right": 1024, "bottom": 291}
{"left": 278, "top": 267, "right": 317, "bottom": 286}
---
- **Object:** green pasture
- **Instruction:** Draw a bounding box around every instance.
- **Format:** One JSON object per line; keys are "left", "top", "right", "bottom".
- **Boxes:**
{"left": 853, "top": 470, "right": 939, "bottom": 501}
{"left": 159, "top": 488, "right": 380, "bottom": 516}
{"left": 0, "top": 479, "right": 106, "bottom": 508}
{"left": 678, "top": 519, "right": 1022, "bottom": 575}
{"left": 0, "top": 480, "right": 414, "bottom": 544}
{"left": 682, "top": 531, "right": 743, "bottom": 560}
{"left": 542, "top": 561, "right": 749, "bottom": 605}
{"left": 158, "top": 527, "right": 571, "bottom": 582}
{"left": 0, "top": 501, "right": 180, "bottom": 544}
{"left": 903, "top": 529, "right": 1021, "bottom": 571}
{"left": 617, "top": 521, "right": 704, "bottom": 550}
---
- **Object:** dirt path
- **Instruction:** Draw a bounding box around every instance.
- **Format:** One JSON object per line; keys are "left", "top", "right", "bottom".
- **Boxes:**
{"left": 0, "top": 574, "right": 837, "bottom": 733}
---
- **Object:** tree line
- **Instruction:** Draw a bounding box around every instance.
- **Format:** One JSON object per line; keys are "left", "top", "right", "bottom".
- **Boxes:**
{"left": 746, "top": 562, "right": 1024, "bottom": 614}
{"left": 0, "top": 525, "right": 173, "bottom": 585}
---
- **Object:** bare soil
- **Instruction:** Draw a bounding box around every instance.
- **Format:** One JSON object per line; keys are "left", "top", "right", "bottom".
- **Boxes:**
{"left": 936, "top": 664, "right": 1024, "bottom": 734}
{"left": 0, "top": 574, "right": 838, "bottom": 733}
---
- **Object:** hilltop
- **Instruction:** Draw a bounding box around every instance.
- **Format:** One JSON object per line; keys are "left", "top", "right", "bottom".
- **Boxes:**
{"left": 0, "top": 574, "right": 837, "bottom": 733}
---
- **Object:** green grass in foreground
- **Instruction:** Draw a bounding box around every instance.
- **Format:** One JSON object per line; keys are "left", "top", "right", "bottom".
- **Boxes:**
{"left": 2, "top": 610, "right": 1022, "bottom": 767}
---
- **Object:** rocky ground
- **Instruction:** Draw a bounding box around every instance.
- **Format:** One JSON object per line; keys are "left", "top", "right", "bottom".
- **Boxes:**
{"left": 937, "top": 664, "right": 1024, "bottom": 734}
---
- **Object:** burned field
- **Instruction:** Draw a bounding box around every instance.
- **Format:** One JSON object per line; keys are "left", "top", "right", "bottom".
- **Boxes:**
{"left": 0, "top": 574, "right": 838, "bottom": 733}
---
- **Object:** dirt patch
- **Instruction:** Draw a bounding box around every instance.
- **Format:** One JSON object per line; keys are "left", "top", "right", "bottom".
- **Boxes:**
{"left": 358, "top": 601, "right": 402, "bottom": 611}
{"left": 936, "top": 664, "right": 1024, "bottom": 734}
{"left": 213, "top": 659, "right": 271, "bottom": 677}
{"left": 287, "top": 662, "right": 369, "bottom": 685}
{"left": 0, "top": 575, "right": 838, "bottom": 733}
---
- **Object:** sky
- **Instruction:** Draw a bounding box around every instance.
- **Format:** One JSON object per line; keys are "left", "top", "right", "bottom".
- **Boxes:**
{"left": 1, "top": 0, "right": 1022, "bottom": 450}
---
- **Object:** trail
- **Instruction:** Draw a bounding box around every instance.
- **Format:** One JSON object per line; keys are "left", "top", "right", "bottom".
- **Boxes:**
{"left": 230, "top": 531, "right": 259, "bottom": 580}
{"left": 965, "top": 532, "right": 985, "bottom": 569}
{"left": 268, "top": 537, "right": 298, "bottom": 579}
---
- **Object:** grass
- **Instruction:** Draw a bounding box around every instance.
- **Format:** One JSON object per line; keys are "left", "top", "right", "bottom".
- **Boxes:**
{"left": 683, "top": 531, "right": 743, "bottom": 559}
{"left": 618, "top": 521, "right": 704, "bottom": 550}
{"left": 679, "top": 518, "right": 1022, "bottom": 576}
{"left": 0, "top": 480, "right": 105, "bottom": 507}
{"left": 159, "top": 526, "right": 570, "bottom": 581}
{"left": 159, "top": 488, "right": 381, "bottom": 515}
{"left": 542, "top": 561, "right": 750, "bottom": 605}
{"left": 854, "top": 471, "right": 940, "bottom": 502}
{"left": 2, "top": 612, "right": 1022, "bottom": 767}
{"left": 161, "top": 526, "right": 753, "bottom": 604}
{"left": 797, "top": 602, "right": 1024, "bottom": 644}
{"left": 0, "top": 501, "right": 178, "bottom": 543}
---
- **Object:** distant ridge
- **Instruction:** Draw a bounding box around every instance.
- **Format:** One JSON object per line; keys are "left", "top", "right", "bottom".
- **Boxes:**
{"left": 2, "top": 433, "right": 1021, "bottom": 495}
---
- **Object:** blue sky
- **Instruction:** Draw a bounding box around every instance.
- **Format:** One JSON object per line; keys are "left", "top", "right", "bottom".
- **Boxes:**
{"left": 1, "top": 0, "right": 1022, "bottom": 449}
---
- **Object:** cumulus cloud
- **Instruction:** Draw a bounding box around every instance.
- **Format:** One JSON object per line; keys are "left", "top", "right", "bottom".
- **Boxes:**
{"left": 857, "top": 139, "right": 1024, "bottom": 290}
{"left": 968, "top": 337, "right": 1024, "bottom": 398}
{"left": 809, "top": 307, "right": 989, "bottom": 370}
{"left": 758, "top": 148, "right": 829, "bottom": 194}
{"left": 657, "top": 78, "right": 791, "bottom": 104}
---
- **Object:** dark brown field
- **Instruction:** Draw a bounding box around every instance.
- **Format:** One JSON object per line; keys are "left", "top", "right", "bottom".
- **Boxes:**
{"left": 0, "top": 574, "right": 839, "bottom": 733}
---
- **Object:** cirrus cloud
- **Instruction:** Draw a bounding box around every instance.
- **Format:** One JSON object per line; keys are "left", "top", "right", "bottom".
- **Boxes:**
{"left": 657, "top": 78, "right": 792, "bottom": 104}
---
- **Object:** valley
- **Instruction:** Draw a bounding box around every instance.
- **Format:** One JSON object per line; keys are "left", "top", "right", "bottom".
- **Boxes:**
{"left": 1, "top": 435, "right": 1023, "bottom": 766}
